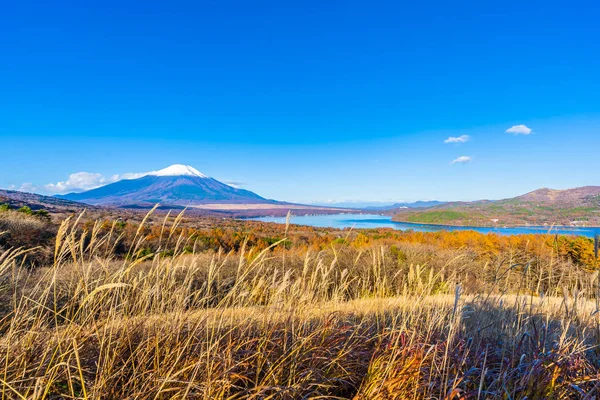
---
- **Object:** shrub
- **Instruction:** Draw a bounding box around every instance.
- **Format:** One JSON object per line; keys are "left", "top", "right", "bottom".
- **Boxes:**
{"left": 17, "top": 205, "right": 32, "bottom": 215}
{"left": 0, "top": 210, "right": 55, "bottom": 264}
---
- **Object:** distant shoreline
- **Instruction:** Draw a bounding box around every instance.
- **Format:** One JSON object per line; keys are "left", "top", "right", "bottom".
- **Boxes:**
{"left": 390, "top": 218, "right": 600, "bottom": 230}
{"left": 251, "top": 213, "right": 600, "bottom": 236}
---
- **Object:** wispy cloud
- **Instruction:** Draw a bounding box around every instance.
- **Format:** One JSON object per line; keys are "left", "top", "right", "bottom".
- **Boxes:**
{"left": 505, "top": 124, "right": 532, "bottom": 135}
{"left": 451, "top": 156, "right": 472, "bottom": 164}
{"left": 223, "top": 180, "right": 246, "bottom": 188}
{"left": 444, "top": 135, "right": 470, "bottom": 144}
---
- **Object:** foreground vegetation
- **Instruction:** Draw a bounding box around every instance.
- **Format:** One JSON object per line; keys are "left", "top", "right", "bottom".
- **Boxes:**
{"left": 1, "top": 208, "right": 600, "bottom": 398}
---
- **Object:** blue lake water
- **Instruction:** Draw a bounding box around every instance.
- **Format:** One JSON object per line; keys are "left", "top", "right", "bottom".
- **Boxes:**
{"left": 251, "top": 213, "right": 600, "bottom": 238}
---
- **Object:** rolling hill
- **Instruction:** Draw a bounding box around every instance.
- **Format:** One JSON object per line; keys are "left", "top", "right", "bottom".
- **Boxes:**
{"left": 0, "top": 189, "right": 92, "bottom": 213}
{"left": 392, "top": 186, "right": 600, "bottom": 227}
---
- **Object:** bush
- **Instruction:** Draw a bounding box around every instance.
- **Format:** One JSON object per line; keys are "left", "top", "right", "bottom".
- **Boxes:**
{"left": 0, "top": 210, "right": 55, "bottom": 264}
{"left": 17, "top": 205, "right": 32, "bottom": 214}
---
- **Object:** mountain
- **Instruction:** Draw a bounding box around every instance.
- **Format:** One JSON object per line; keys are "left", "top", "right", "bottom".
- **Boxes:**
{"left": 392, "top": 186, "right": 600, "bottom": 227}
{"left": 364, "top": 201, "right": 446, "bottom": 211}
{"left": 0, "top": 189, "right": 92, "bottom": 212}
{"left": 57, "top": 165, "right": 272, "bottom": 207}
{"left": 515, "top": 186, "right": 600, "bottom": 206}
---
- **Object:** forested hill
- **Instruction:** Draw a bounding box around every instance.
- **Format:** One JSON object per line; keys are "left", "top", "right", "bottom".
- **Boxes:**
{"left": 392, "top": 186, "right": 600, "bottom": 226}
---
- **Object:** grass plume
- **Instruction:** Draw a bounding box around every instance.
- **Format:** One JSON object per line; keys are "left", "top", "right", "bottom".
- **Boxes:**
{"left": 0, "top": 210, "right": 599, "bottom": 398}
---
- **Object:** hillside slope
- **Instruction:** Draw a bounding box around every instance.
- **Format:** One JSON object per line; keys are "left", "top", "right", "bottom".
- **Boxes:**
{"left": 0, "top": 189, "right": 92, "bottom": 212}
{"left": 392, "top": 186, "right": 600, "bottom": 226}
{"left": 57, "top": 164, "right": 272, "bottom": 207}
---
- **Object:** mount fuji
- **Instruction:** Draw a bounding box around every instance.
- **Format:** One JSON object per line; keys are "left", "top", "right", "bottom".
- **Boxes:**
{"left": 57, "top": 165, "right": 273, "bottom": 207}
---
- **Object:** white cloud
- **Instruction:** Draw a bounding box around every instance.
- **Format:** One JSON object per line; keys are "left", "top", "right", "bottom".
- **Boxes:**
{"left": 43, "top": 171, "right": 149, "bottom": 194}
{"left": 223, "top": 181, "right": 246, "bottom": 188}
{"left": 451, "top": 156, "right": 472, "bottom": 164}
{"left": 110, "top": 172, "right": 149, "bottom": 181}
{"left": 18, "top": 183, "right": 39, "bottom": 193}
{"left": 444, "top": 135, "right": 470, "bottom": 144}
{"left": 44, "top": 172, "right": 111, "bottom": 194}
{"left": 506, "top": 124, "right": 532, "bottom": 135}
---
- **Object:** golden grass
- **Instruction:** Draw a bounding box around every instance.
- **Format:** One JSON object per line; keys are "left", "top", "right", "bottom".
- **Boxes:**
{"left": 0, "top": 210, "right": 599, "bottom": 399}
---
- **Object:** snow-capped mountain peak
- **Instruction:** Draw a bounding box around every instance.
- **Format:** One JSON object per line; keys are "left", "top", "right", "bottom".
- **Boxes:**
{"left": 148, "top": 164, "right": 208, "bottom": 178}
{"left": 58, "top": 164, "right": 269, "bottom": 206}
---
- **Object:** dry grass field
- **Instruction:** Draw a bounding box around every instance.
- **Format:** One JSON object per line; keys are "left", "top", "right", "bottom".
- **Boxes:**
{"left": 1, "top": 210, "right": 599, "bottom": 399}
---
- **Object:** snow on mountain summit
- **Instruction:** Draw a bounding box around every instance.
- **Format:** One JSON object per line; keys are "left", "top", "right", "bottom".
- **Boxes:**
{"left": 58, "top": 163, "right": 268, "bottom": 206}
{"left": 148, "top": 164, "right": 208, "bottom": 178}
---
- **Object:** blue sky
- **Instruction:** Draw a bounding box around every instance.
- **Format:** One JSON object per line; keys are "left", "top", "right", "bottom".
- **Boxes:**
{"left": 1, "top": 1, "right": 599, "bottom": 203}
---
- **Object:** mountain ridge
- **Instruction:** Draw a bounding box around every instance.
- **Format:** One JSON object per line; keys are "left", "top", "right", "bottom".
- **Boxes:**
{"left": 0, "top": 189, "right": 93, "bottom": 212}
{"left": 57, "top": 165, "right": 272, "bottom": 207}
{"left": 363, "top": 200, "right": 446, "bottom": 211}
{"left": 392, "top": 186, "right": 600, "bottom": 226}
{"left": 515, "top": 186, "right": 600, "bottom": 205}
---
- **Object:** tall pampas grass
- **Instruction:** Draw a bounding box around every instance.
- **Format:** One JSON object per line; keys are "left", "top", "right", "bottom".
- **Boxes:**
{"left": 0, "top": 210, "right": 598, "bottom": 399}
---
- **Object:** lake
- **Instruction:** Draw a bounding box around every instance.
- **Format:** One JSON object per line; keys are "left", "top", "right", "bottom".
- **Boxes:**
{"left": 251, "top": 213, "right": 600, "bottom": 238}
